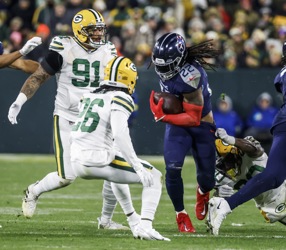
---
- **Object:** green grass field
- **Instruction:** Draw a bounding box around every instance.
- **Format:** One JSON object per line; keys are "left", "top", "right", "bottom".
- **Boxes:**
{"left": 0, "top": 154, "right": 285, "bottom": 250}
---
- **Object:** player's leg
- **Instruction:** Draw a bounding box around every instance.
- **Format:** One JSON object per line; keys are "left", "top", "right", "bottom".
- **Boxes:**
{"left": 163, "top": 125, "right": 195, "bottom": 233}
{"left": 226, "top": 125, "right": 286, "bottom": 210}
{"left": 191, "top": 122, "right": 216, "bottom": 220}
{"left": 97, "top": 181, "right": 132, "bottom": 230}
{"left": 207, "top": 124, "right": 286, "bottom": 235}
{"left": 22, "top": 116, "right": 75, "bottom": 218}
{"left": 72, "top": 158, "right": 169, "bottom": 240}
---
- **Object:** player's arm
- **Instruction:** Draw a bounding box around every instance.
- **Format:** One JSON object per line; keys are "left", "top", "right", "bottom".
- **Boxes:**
{"left": 9, "top": 59, "right": 39, "bottom": 74}
{"left": 0, "top": 37, "right": 41, "bottom": 69}
{"left": 216, "top": 128, "right": 264, "bottom": 158}
{"left": 110, "top": 109, "right": 153, "bottom": 187}
{"left": 8, "top": 50, "right": 63, "bottom": 124}
{"left": 149, "top": 88, "right": 203, "bottom": 126}
{"left": 0, "top": 51, "right": 22, "bottom": 68}
{"left": 234, "top": 137, "right": 264, "bottom": 158}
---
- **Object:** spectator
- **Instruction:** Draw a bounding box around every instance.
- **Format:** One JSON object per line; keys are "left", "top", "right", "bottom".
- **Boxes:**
{"left": 244, "top": 92, "right": 279, "bottom": 153}
{"left": 213, "top": 95, "right": 244, "bottom": 137}
{"left": 106, "top": 0, "right": 133, "bottom": 38}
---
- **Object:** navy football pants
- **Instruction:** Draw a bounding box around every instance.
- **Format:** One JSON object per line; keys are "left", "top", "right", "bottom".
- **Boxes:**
{"left": 226, "top": 122, "right": 286, "bottom": 210}
{"left": 164, "top": 122, "right": 216, "bottom": 212}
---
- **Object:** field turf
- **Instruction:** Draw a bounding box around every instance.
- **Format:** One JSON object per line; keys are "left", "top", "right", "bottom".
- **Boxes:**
{"left": 0, "top": 154, "right": 285, "bottom": 250}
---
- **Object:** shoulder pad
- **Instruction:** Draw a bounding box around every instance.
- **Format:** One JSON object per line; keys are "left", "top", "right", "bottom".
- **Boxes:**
{"left": 179, "top": 63, "right": 201, "bottom": 89}
{"left": 49, "top": 36, "right": 72, "bottom": 52}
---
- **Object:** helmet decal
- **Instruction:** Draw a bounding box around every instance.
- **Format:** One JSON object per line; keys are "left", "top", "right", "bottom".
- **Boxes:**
{"left": 130, "top": 62, "right": 137, "bottom": 72}
{"left": 73, "top": 14, "right": 83, "bottom": 23}
{"left": 176, "top": 35, "right": 185, "bottom": 53}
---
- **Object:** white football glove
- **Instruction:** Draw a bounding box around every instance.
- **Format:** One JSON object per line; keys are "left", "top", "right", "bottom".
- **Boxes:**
{"left": 8, "top": 93, "right": 27, "bottom": 124}
{"left": 20, "top": 37, "right": 42, "bottom": 56}
{"left": 215, "top": 128, "right": 235, "bottom": 145}
{"left": 215, "top": 184, "right": 235, "bottom": 198}
{"left": 135, "top": 167, "right": 154, "bottom": 187}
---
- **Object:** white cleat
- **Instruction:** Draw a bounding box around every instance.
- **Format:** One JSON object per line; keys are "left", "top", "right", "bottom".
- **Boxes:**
{"left": 127, "top": 212, "right": 141, "bottom": 236}
{"left": 97, "top": 217, "right": 130, "bottom": 230}
{"left": 22, "top": 182, "right": 39, "bottom": 218}
{"left": 207, "top": 197, "right": 231, "bottom": 236}
{"left": 133, "top": 225, "right": 170, "bottom": 241}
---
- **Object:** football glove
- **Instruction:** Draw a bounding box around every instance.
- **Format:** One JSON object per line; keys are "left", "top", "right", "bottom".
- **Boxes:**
{"left": 214, "top": 185, "right": 234, "bottom": 198}
{"left": 8, "top": 93, "right": 27, "bottom": 124}
{"left": 135, "top": 167, "right": 154, "bottom": 187}
{"left": 215, "top": 128, "right": 235, "bottom": 145}
{"left": 149, "top": 90, "right": 166, "bottom": 122}
{"left": 20, "top": 37, "right": 42, "bottom": 56}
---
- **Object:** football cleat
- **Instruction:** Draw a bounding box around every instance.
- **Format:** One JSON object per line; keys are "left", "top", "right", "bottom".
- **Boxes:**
{"left": 206, "top": 197, "right": 231, "bottom": 236}
{"left": 133, "top": 225, "right": 170, "bottom": 241}
{"left": 22, "top": 181, "right": 39, "bottom": 218}
{"left": 195, "top": 186, "right": 210, "bottom": 220}
{"left": 127, "top": 212, "right": 141, "bottom": 236}
{"left": 97, "top": 217, "right": 129, "bottom": 230}
{"left": 176, "top": 212, "right": 196, "bottom": 233}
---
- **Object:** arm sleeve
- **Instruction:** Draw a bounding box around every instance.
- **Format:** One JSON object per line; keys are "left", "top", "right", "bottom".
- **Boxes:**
{"left": 110, "top": 110, "right": 142, "bottom": 170}
{"left": 40, "top": 50, "right": 63, "bottom": 75}
{"left": 162, "top": 102, "right": 203, "bottom": 126}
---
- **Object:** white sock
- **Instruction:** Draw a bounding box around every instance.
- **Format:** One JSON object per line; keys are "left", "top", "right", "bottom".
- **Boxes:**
{"left": 198, "top": 187, "right": 205, "bottom": 195}
{"left": 140, "top": 219, "right": 152, "bottom": 230}
{"left": 32, "top": 172, "right": 72, "bottom": 196}
{"left": 176, "top": 209, "right": 188, "bottom": 216}
{"left": 141, "top": 168, "right": 162, "bottom": 222}
{"left": 100, "top": 181, "right": 117, "bottom": 220}
{"left": 110, "top": 182, "right": 135, "bottom": 215}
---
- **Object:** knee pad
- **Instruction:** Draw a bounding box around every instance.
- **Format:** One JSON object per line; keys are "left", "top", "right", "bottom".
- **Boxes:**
{"left": 152, "top": 168, "right": 163, "bottom": 189}
{"left": 165, "top": 167, "right": 182, "bottom": 181}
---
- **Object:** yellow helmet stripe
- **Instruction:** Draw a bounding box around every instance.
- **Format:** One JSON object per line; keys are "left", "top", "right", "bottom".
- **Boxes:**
{"left": 88, "top": 9, "right": 104, "bottom": 22}
{"left": 109, "top": 56, "right": 124, "bottom": 82}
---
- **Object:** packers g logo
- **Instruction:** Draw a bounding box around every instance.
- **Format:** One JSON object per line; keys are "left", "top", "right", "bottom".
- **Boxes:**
{"left": 275, "top": 203, "right": 286, "bottom": 213}
{"left": 73, "top": 14, "right": 83, "bottom": 23}
{"left": 130, "top": 62, "right": 137, "bottom": 72}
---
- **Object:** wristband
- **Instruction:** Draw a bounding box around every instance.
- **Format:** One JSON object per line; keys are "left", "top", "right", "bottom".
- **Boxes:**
{"left": 15, "top": 92, "right": 28, "bottom": 106}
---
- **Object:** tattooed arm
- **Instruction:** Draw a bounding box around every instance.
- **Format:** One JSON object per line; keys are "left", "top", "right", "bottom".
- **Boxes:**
{"left": 20, "top": 65, "right": 51, "bottom": 99}
{"left": 8, "top": 65, "right": 51, "bottom": 124}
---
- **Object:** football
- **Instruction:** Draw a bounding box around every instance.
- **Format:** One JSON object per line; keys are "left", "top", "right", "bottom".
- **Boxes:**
{"left": 153, "top": 92, "right": 183, "bottom": 114}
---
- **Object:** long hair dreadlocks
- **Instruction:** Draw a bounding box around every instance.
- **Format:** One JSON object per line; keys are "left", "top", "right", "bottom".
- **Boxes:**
{"left": 184, "top": 40, "right": 221, "bottom": 70}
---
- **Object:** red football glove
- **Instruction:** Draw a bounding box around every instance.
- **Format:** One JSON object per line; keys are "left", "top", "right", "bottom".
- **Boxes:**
{"left": 149, "top": 90, "right": 166, "bottom": 122}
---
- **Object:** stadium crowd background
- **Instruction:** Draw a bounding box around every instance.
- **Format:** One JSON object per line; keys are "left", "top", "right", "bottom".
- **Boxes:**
{"left": 1, "top": 0, "right": 286, "bottom": 70}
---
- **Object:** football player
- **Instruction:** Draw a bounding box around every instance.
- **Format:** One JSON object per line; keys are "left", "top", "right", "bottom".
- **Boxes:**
{"left": 8, "top": 9, "right": 136, "bottom": 230}
{"left": 207, "top": 41, "right": 286, "bottom": 236}
{"left": 70, "top": 56, "right": 169, "bottom": 241}
{"left": 213, "top": 128, "right": 286, "bottom": 225}
{"left": 0, "top": 38, "right": 41, "bottom": 73}
{"left": 149, "top": 33, "right": 219, "bottom": 233}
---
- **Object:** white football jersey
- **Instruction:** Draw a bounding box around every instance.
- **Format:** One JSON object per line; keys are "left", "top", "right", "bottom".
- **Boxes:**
{"left": 71, "top": 89, "right": 134, "bottom": 164}
{"left": 215, "top": 138, "right": 286, "bottom": 223}
{"left": 49, "top": 36, "right": 117, "bottom": 122}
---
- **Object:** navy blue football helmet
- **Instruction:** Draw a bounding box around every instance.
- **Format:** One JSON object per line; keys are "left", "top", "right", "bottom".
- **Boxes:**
{"left": 152, "top": 33, "right": 186, "bottom": 80}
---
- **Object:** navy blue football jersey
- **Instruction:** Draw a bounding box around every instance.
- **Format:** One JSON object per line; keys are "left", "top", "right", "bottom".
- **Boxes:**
{"left": 159, "top": 61, "right": 212, "bottom": 117}
{"left": 272, "top": 67, "right": 286, "bottom": 130}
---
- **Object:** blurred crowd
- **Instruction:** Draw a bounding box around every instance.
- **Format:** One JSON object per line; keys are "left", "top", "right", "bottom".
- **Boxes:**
{"left": 2, "top": 0, "right": 286, "bottom": 69}
{"left": 213, "top": 92, "right": 279, "bottom": 153}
